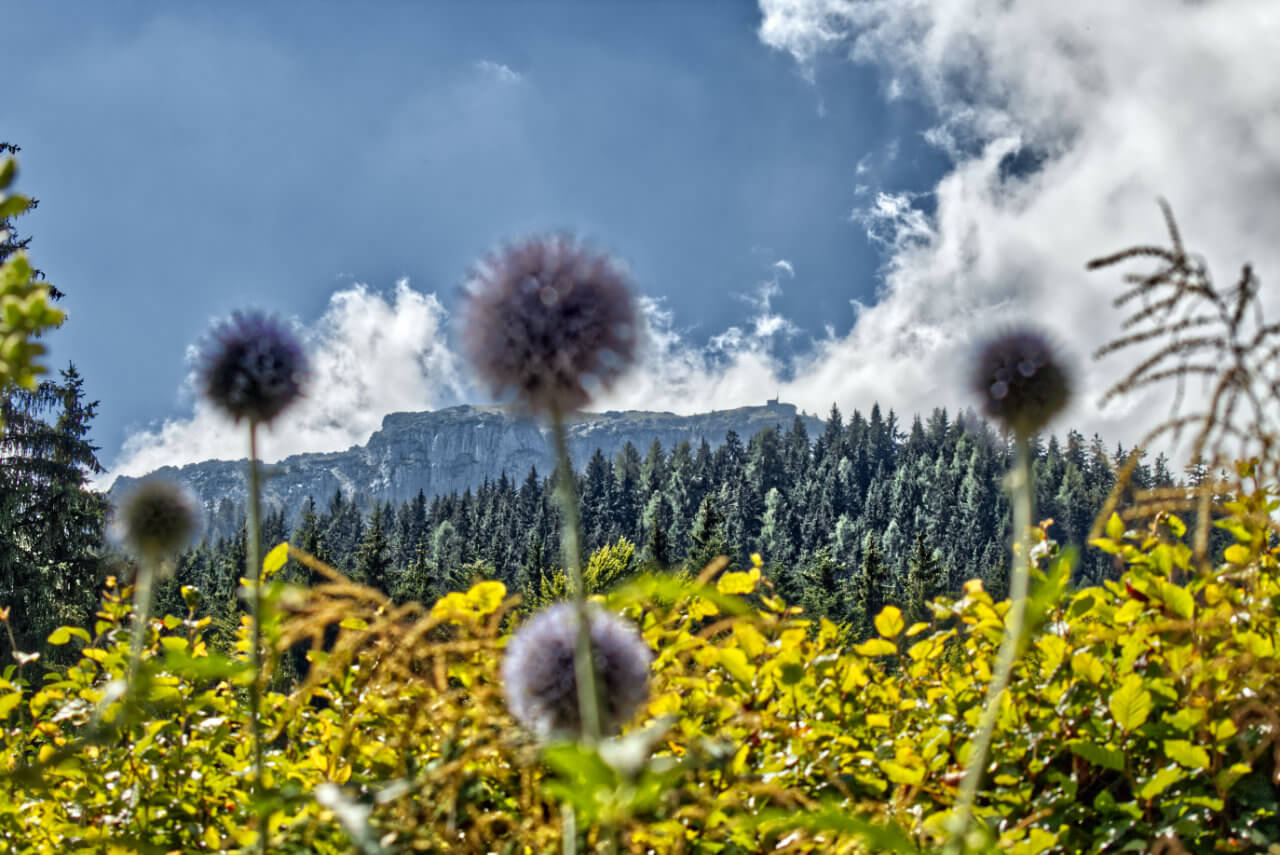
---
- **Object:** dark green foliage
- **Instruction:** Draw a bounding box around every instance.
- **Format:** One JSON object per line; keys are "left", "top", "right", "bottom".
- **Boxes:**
{"left": 0, "top": 366, "right": 106, "bottom": 660}
{"left": 353, "top": 503, "right": 392, "bottom": 592}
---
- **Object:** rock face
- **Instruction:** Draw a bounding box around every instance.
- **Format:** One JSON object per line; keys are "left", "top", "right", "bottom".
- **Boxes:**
{"left": 109, "top": 402, "right": 822, "bottom": 521}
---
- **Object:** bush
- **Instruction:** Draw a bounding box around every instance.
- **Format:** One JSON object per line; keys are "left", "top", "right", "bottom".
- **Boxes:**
{"left": 1, "top": 480, "right": 1277, "bottom": 853}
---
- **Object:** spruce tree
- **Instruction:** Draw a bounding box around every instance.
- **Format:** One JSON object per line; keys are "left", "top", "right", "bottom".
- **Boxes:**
{"left": 686, "top": 494, "right": 734, "bottom": 574}
{"left": 0, "top": 366, "right": 106, "bottom": 659}
{"left": 353, "top": 504, "right": 393, "bottom": 593}
{"left": 850, "top": 533, "right": 887, "bottom": 639}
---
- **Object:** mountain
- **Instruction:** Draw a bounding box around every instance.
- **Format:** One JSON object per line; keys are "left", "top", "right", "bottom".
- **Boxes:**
{"left": 109, "top": 401, "right": 823, "bottom": 522}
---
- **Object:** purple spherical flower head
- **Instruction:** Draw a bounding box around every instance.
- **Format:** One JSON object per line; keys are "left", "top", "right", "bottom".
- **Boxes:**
{"left": 198, "top": 311, "right": 309, "bottom": 424}
{"left": 462, "top": 236, "right": 638, "bottom": 416}
{"left": 119, "top": 479, "right": 198, "bottom": 560}
{"left": 970, "top": 328, "right": 1072, "bottom": 438}
{"left": 502, "top": 602, "right": 652, "bottom": 740}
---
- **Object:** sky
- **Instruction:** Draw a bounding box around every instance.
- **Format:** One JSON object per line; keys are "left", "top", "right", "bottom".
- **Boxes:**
{"left": 4, "top": 0, "right": 1278, "bottom": 486}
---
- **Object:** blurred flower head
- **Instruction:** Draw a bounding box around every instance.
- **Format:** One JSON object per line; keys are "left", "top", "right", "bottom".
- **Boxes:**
{"left": 198, "top": 310, "right": 308, "bottom": 425}
{"left": 117, "top": 479, "right": 198, "bottom": 560}
{"left": 970, "top": 328, "right": 1072, "bottom": 438}
{"left": 462, "top": 236, "right": 638, "bottom": 417}
{"left": 501, "top": 602, "right": 652, "bottom": 740}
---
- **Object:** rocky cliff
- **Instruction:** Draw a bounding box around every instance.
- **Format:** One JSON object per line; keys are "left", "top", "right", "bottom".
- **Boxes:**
{"left": 109, "top": 402, "right": 823, "bottom": 521}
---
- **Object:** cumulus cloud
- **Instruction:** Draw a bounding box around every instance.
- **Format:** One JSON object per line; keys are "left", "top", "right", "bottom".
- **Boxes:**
{"left": 751, "top": 0, "right": 1280, "bottom": 453}
{"left": 105, "top": 281, "right": 464, "bottom": 483}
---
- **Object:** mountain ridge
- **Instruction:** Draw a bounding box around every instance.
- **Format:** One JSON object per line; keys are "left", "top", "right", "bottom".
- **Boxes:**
{"left": 109, "top": 402, "right": 824, "bottom": 521}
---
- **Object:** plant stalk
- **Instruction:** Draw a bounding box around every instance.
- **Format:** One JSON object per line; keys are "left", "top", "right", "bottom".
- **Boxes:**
{"left": 550, "top": 405, "right": 603, "bottom": 745}
{"left": 246, "top": 420, "right": 267, "bottom": 853}
{"left": 948, "top": 435, "right": 1033, "bottom": 852}
{"left": 125, "top": 558, "right": 157, "bottom": 690}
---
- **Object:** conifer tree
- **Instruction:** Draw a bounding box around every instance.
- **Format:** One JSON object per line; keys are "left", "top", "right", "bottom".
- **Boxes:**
{"left": 353, "top": 504, "right": 393, "bottom": 593}
{"left": 0, "top": 366, "right": 106, "bottom": 658}
{"left": 686, "top": 494, "right": 734, "bottom": 574}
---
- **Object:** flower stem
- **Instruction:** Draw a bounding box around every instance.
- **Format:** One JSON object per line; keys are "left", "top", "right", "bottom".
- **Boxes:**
{"left": 126, "top": 559, "right": 156, "bottom": 687}
{"left": 948, "top": 435, "right": 1033, "bottom": 852}
{"left": 561, "top": 802, "right": 577, "bottom": 855}
{"left": 246, "top": 420, "right": 267, "bottom": 854}
{"left": 550, "top": 406, "right": 603, "bottom": 745}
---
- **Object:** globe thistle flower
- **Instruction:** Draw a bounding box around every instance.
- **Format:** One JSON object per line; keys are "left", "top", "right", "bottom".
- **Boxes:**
{"left": 462, "top": 236, "right": 638, "bottom": 416}
{"left": 970, "top": 328, "right": 1072, "bottom": 437}
{"left": 198, "top": 311, "right": 308, "bottom": 424}
{"left": 502, "top": 602, "right": 652, "bottom": 740}
{"left": 118, "top": 479, "right": 198, "bottom": 560}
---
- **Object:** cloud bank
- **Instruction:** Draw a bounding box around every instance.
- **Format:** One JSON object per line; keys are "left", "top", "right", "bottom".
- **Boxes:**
{"left": 753, "top": 0, "right": 1280, "bottom": 452}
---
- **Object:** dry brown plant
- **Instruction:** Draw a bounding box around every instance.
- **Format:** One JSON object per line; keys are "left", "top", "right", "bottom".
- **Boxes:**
{"left": 1087, "top": 200, "right": 1280, "bottom": 562}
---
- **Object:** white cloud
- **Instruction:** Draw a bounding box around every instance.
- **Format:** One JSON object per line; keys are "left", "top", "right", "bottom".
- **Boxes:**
{"left": 751, "top": 0, "right": 1280, "bottom": 454}
{"left": 105, "top": 281, "right": 464, "bottom": 483}
{"left": 474, "top": 59, "right": 522, "bottom": 84}
{"left": 852, "top": 190, "right": 933, "bottom": 250}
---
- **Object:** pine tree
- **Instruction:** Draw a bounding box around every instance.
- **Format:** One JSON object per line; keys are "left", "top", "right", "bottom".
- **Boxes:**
{"left": 904, "top": 532, "right": 944, "bottom": 624}
{"left": 353, "top": 504, "right": 393, "bottom": 593}
{"left": 799, "top": 546, "right": 845, "bottom": 620}
{"left": 850, "top": 533, "right": 888, "bottom": 639}
{"left": 686, "top": 495, "right": 735, "bottom": 574}
{"left": 0, "top": 366, "right": 106, "bottom": 659}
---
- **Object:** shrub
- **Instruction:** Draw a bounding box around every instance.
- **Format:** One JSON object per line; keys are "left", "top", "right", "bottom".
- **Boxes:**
{"left": 1, "top": 479, "right": 1277, "bottom": 852}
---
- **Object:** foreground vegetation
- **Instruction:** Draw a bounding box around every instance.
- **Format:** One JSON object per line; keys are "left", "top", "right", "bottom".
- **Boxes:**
{"left": 2, "top": 477, "right": 1277, "bottom": 852}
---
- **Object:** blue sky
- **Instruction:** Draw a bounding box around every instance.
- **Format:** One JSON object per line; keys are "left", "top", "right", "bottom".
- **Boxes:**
{"left": 5, "top": 0, "right": 1278, "bottom": 481}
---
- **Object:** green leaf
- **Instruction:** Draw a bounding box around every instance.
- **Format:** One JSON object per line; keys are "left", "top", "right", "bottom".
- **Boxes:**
{"left": 1068, "top": 740, "right": 1125, "bottom": 772}
{"left": 752, "top": 807, "right": 916, "bottom": 853}
{"left": 1159, "top": 583, "right": 1195, "bottom": 619}
{"left": 1164, "top": 739, "right": 1210, "bottom": 770}
{"left": 1105, "top": 512, "right": 1125, "bottom": 540}
{"left": 1138, "top": 766, "right": 1186, "bottom": 800}
{"left": 1109, "top": 675, "right": 1153, "bottom": 732}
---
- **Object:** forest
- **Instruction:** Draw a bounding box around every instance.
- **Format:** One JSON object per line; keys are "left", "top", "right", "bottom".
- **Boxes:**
{"left": 169, "top": 407, "right": 1178, "bottom": 652}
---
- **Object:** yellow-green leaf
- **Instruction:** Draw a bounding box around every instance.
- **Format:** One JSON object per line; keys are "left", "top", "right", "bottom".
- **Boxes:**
{"left": 47, "top": 626, "right": 90, "bottom": 646}
{"left": 1105, "top": 512, "right": 1125, "bottom": 539}
{"left": 1164, "top": 739, "right": 1210, "bottom": 769}
{"left": 717, "top": 647, "right": 755, "bottom": 685}
{"left": 716, "top": 568, "right": 760, "bottom": 595}
{"left": 1067, "top": 740, "right": 1125, "bottom": 771}
{"left": 263, "top": 542, "right": 289, "bottom": 578}
{"left": 464, "top": 580, "right": 506, "bottom": 615}
{"left": 1159, "top": 583, "right": 1194, "bottom": 619}
{"left": 854, "top": 638, "right": 897, "bottom": 657}
{"left": 1109, "top": 675, "right": 1153, "bottom": 732}
{"left": 732, "top": 622, "right": 767, "bottom": 658}
{"left": 874, "top": 606, "right": 904, "bottom": 639}
{"left": 1138, "top": 766, "right": 1186, "bottom": 800}
{"left": 1223, "top": 543, "right": 1251, "bottom": 564}
{"left": 0, "top": 692, "right": 21, "bottom": 719}
{"left": 880, "top": 760, "right": 924, "bottom": 785}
